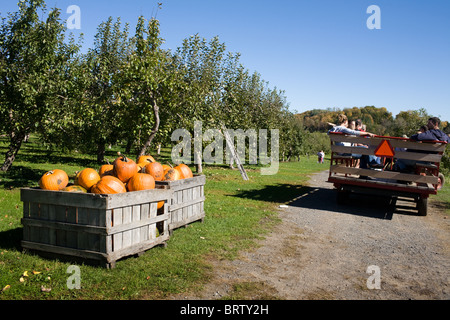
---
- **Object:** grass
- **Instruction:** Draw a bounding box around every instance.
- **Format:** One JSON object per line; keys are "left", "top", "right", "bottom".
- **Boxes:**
{"left": 0, "top": 136, "right": 327, "bottom": 300}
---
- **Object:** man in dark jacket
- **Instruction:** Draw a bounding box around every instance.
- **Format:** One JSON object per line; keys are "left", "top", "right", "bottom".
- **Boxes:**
{"left": 410, "top": 117, "right": 450, "bottom": 143}
{"left": 394, "top": 117, "right": 449, "bottom": 172}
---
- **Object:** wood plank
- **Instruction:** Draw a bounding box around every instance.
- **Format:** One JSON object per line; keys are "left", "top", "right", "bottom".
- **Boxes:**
{"left": 106, "top": 215, "right": 168, "bottom": 235}
{"left": 122, "top": 206, "right": 132, "bottom": 249}
{"left": 331, "top": 145, "right": 442, "bottom": 162}
{"left": 21, "top": 188, "right": 108, "bottom": 209}
{"left": 149, "top": 202, "right": 157, "bottom": 239}
{"left": 155, "top": 175, "right": 206, "bottom": 191}
{"left": 393, "top": 150, "right": 442, "bottom": 162}
{"left": 330, "top": 165, "right": 439, "bottom": 184}
{"left": 29, "top": 203, "right": 40, "bottom": 243}
{"left": 169, "top": 214, "right": 205, "bottom": 230}
{"left": 21, "top": 240, "right": 108, "bottom": 261}
{"left": 329, "top": 175, "right": 436, "bottom": 193}
{"left": 329, "top": 134, "right": 447, "bottom": 152}
{"left": 132, "top": 205, "right": 141, "bottom": 245}
{"left": 22, "top": 218, "right": 108, "bottom": 235}
{"left": 106, "top": 189, "right": 172, "bottom": 209}
{"left": 90, "top": 209, "right": 103, "bottom": 252}
{"left": 112, "top": 208, "right": 123, "bottom": 251}
{"left": 38, "top": 204, "right": 50, "bottom": 244}
{"left": 169, "top": 196, "right": 206, "bottom": 211}
{"left": 106, "top": 234, "right": 169, "bottom": 262}
{"left": 77, "top": 207, "right": 89, "bottom": 250}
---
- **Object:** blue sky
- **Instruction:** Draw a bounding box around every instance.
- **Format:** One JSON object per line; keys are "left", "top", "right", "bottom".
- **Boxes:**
{"left": 2, "top": 0, "right": 449, "bottom": 121}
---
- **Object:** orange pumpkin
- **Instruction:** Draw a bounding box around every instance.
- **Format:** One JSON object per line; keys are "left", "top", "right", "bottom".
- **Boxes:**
{"left": 162, "top": 164, "right": 171, "bottom": 171}
{"left": 163, "top": 168, "right": 181, "bottom": 181}
{"left": 126, "top": 173, "right": 156, "bottom": 192}
{"left": 75, "top": 168, "right": 101, "bottom": 191}
{"left": 113, "top": 154, "right": 138, "bottom": 183}
{"left": 63, "top": 185, "right": 87, "bottom": 193}
{"left": 39, "top": 169, "right": 69, "bottom": 191}
{"left": 137, "top": 155, "right": 156, "bottom": 164}
{"left": 99, "top": 164, "right": 114, "bottom": 177}
{"left": 174, "top": 164, "right": 193, "bottom": 179}
{"left": 157, "top": 201, "right": 164, "bottom": 210}
{"left": 91, "top": 176, "right": 126, "bottom": 194}
{"left": 142, "top": 162, "right": 164, "bottom": 181}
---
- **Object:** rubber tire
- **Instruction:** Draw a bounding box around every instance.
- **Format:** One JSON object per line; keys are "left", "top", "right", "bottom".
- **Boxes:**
{"left": 417, "top": 197, "right": 428, "bottom": 216}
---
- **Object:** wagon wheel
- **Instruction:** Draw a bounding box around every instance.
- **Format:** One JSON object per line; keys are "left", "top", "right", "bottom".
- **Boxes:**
{"left": 437, "top": 173, "right": 445, "bottom": 190}
{"left": 416, "top": 197, "right": 428, "bottom": 216}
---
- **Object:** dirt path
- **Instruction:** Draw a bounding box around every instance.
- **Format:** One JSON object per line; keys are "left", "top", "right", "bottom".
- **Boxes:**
{"left": 173, "top": 170, "right": 450, "bottom": 300}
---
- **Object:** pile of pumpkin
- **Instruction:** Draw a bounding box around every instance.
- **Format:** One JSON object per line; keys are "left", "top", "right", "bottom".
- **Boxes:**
{"left": 38, "top": 153, "right": 193, "bottom": 195}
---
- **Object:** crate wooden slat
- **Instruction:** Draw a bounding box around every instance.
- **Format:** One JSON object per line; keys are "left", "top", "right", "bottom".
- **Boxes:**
{"left": 156, "top": 174, "right": 206, "bottom": 231}
{"left": 21, "top": 187, "right": 172, "bottom": 268}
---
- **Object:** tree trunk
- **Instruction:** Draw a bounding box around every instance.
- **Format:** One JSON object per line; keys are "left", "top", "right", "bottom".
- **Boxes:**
{"left": 1, "top": 131, "right": 27, "bottom": 172}
{"left": 125, "top": 138, "right": 133, "bottom": 154}
{"left": 195, "top": 150, "right": 203, "bottom": 174}
{"left": 96, "top": 140, "right": 106, "bottom": 164}
{"left": 157, "top": 143, "right": 161, "bottom": 155}
{"left": 138, "top": 98, "right": 160, "bottom": 157}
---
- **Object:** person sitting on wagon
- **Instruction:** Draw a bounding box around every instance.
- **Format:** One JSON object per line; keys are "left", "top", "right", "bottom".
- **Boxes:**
{"left": 328, "top": 114, "right": 376, "bottom": 169}
{"left": 394, "top": 117, "right": 450, "bottom": 173}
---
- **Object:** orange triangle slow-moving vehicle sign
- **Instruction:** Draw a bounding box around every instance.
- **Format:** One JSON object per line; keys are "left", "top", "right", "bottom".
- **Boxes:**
{"left": 374, "top": 139, "right": 395, "bottom": 157}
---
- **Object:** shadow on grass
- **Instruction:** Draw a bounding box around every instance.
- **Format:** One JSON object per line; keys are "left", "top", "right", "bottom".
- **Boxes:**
{"left": 231, "top": 183, "right": 311, "bottom": 204}
{"left": 0, "top": 227, "right": 23, "bottom": 251}
{"left": 0, "top": 165, "right": 46, "bottom": 189}
{"left": 16, "top": 148, "right": 118, "bottom": 167}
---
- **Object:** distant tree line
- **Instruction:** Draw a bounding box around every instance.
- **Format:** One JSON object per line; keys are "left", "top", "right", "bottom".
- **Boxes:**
{"left": 297, "top": 106, "right": 449, "bottom": 137}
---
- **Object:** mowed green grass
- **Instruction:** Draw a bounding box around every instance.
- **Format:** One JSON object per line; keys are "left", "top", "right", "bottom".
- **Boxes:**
{"left": 0, "top": 136, "right": 328, "bottom": 300}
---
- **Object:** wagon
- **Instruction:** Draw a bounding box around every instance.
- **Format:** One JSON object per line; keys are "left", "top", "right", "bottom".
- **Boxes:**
{"left": 328, "top": 132, "right": 447, "bottom": 216}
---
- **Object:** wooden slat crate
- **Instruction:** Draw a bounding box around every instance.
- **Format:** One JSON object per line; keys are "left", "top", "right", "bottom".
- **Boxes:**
{"left": 21, "top": 187, "right": 172, "bottom": 268}
{"left": 156, "top": 175, "right": 206, "bottom": 231}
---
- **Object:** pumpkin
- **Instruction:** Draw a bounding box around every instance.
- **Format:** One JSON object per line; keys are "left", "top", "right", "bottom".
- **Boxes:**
{"left": 99, "top": 164, "right": 114, "bottom": 177}
{"left": 126, "top": 173, "right": 156, "bottom": 192}
{"left": 142, "top": 161, "right": 164, "bottom": 181}
{"left": 137, "top": 156, "right": 156, "bottom": 172}
{"left": 162, "top": 164, "right": 171, "bottom": 172}
{"left": 137, "top": 155, "right": 155, "bottom": 164}
{"left": 91, "top": 176, "right": 126, "bottom": 194}
{"left": 63, "top": 185, "right": 87, "bottom": 193}
{"left": 174, "top": 164, "right": 193, "bottom": 179}
{"left": 113, "top": 154, "right": 138, "bottom": 183}
{"left": 163, "top": 168, "right": 181, "bottom": 181}
{"left": 75, "top": 168, "right": 101, "bottom": 191}
{"left": 157, "top": 201, "right": 164, "bottom": 210}
{"left": 39, "top": 169, "right": 69, "bottom": 191}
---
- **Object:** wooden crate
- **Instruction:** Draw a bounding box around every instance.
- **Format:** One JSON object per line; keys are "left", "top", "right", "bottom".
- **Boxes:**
{"left": 156, "top": 175, "right": 206, "bottom": 231}
{"left": 21, "top": 187, "right": 172, "bottom": 268}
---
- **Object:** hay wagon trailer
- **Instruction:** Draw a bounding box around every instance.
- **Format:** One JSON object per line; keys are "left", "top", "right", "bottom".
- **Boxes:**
{"left": 327, "top": 132, "right": 447, "bottom": 216}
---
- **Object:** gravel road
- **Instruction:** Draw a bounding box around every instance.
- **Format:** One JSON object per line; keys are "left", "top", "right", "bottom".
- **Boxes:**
{"left": 175, "top": 170, "right": 450, "bottom": 300}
